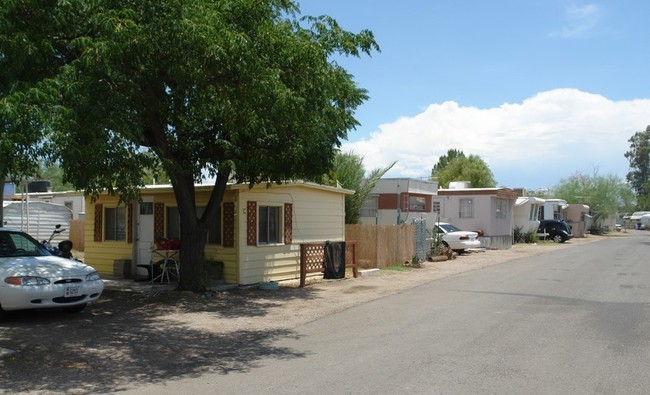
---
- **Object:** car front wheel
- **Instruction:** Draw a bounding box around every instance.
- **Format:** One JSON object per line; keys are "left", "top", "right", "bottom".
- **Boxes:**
{"left": 553, "top": 234, "right": 565, "bottom": 243}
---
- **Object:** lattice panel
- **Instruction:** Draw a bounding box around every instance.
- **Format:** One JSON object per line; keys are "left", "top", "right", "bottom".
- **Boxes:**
{"left": 301, "top": 244, "right": 326, "bottom": 273}
{"left": 154, "top": 202, "right": 165, "bottom": 239}
{"left": 284, "top": 203, "right": 293, "bottom": 244}
{"left": 94, "top": 204, "right": 103, "bottom": 242}
{"left": 247, "top": 201, "right": 257, "bottom": 246}
{"left": 300, "top": 242, "right": 358, "bottom": 287}
{"left": 127, "top": 203, "right": 133, "bottom": 244}
{"left": 222, "top": 202, "right": 235, "bottom": 248}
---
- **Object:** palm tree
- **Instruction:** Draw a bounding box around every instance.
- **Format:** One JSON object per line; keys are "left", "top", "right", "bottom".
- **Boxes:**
{"left": 323, "top": 151, "right": 396, "bottom": 224}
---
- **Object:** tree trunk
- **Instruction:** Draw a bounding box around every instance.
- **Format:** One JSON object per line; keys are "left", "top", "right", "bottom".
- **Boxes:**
{"left": 177, "top": 224, "right": 209, "bottom": 292}
{"left": 172, "top": 168, "right": 230, "bottom": 293}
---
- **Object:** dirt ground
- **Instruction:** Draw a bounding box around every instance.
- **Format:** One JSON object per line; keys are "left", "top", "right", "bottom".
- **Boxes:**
{"left": 0, "top": 234, "right": 618, "bottom": 394}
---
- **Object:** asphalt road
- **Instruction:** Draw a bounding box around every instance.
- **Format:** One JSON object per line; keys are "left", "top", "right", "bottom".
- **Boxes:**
{"left": 125, "top": 232, "right": 650, "bottom": 395}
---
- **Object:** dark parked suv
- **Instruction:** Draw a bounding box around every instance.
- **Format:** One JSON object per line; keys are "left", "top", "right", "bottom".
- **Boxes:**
{"left": 537, "top": 220, "right": 573, "bottom": 243}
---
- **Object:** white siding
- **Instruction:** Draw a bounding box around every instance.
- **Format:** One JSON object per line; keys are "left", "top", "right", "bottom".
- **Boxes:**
{"left": 436, "top": 191, "right": 517, "bottom": 249}
{"left": 3, "top": 201, "right": 73, "bottom": 243}
{"left": 237, "top": 185, "right": 347, "bottom": 285}
{"left": 372, "top": 178, "right": 438, "bottom": 194}
{"left": 513, "top": 197, "right": 543, "bottom": 234}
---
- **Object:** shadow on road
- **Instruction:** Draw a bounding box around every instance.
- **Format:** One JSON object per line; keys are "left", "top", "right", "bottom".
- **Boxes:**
{"left": 0, "top": 287, "right": 318, "bottom": 393}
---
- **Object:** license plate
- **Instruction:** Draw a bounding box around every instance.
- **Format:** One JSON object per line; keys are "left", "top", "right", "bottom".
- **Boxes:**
{"left": 64, "top": 286, "right": 81, "bottom": 298}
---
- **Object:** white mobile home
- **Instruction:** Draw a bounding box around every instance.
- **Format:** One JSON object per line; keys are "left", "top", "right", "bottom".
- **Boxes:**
{"left": 626, "top": 211, "right": 650, "bottom": 229}
{"left": 433, "top": 187, "right": 518, "bottom": 249}
{"left": 565, "top": 204, "right": 592, "bottom": 237}
{"left": 513, "top": 196, "right": 544, "bottom": 234}
{"left": 360, "top": 178, "right": 439, "bottom": 226}
{"left": 540, "top": 199, "right": 568, "bottom": 220}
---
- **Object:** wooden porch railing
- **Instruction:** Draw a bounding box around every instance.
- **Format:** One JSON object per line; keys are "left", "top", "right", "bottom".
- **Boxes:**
{"left": 299, "top": 241, "right": 358, "bottom": 287}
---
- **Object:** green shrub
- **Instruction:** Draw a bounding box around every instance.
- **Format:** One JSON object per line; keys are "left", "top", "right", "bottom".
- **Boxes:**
{"left": 428, "top": 232, "right": 446, "bottom": 257}
{"left": 513, "top": 226, "right": 538, "bottom": 244}
{"left": 524, "top": 230, "right": 538, "bottom": 243}
{"left": 513, "top": 226, "right": 525, "bottom": 243}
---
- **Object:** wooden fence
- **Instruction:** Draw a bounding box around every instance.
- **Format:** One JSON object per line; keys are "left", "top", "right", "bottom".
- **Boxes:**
{"left": 345, "top": 224, "right": 415, "bottom": 269}
{"left": 299, "top": 241, "right": 358, "bottom": 287}
{"left": 69, "top": 219, "right": 85, "bottom": 251}
{"left": 68, "top": 219, "right": 414, "bottom": 273}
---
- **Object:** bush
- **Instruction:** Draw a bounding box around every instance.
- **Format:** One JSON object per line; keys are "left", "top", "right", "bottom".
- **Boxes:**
{"left": 589, "top": 225, "right": 605, "bottom": 235}
{"left": 524, "top": 230, "right": 538, "bottom": 243}
{"left": 513, "top": 226, "right": 538, "bottom": 244}
{"left": 428, "top": 233, "right": 446, "bottom": 257}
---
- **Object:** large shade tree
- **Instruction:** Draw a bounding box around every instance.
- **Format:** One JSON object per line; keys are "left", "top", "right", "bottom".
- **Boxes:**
{"left": 2, "top": 0, "right": 379, "bottom": 292}
{"left": 431, "top": 148, "right": 465, "bottom": 175}
{"left": 431, "top": 149, "right": 496, "bottom": 188}
{"left": 0, "top": 94, "right": 45, "bottom": 204}
{"left": 625, "top": 125, "right": 650, "bottom": 210}
{"left": 553, "top": 169, "right": 636, "bottom": 227}
{"left": 0, "top": 101, "right": 44, "bottom": 224}
{"left": 0, "top": 2, "right": 60, "bottom": 223}
{"left": 38, "top": 162, "right": 73, "bottom": 192}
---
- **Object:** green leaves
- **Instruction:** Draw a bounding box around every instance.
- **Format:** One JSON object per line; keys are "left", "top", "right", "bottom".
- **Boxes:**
{"left": 1, "top": 0, "right": 380, "bottom": 190}
{"left": 431, "top": 149, "right": 496, "bottom": 188}
{"left": 2, "top": 0, "right": 378, "bottom": 291}
{"left": 553, "top": 169, "right": 635, "bottom": 225}
{"left": 322, "top": 151, "right": 396, "bottom": 224}
{"left": 625, "top": 125, "right": 650, "bottom": 209}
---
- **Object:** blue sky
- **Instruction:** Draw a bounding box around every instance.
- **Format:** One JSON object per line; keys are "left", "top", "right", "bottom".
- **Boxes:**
{"left": 298, "top": 1, "right": 650, "bottom": 190}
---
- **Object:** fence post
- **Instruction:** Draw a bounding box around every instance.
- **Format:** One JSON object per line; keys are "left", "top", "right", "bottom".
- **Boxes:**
{"left": 346, "top": 241, "right": 358, "bottom": 278}
{"left": 300, "top": 244, "right": 307, "bottom": 287}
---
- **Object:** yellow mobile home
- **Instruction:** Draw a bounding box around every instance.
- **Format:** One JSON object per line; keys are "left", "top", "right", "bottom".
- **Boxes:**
{"left": 84, "top": 182, "right": 352, "bottom": 285}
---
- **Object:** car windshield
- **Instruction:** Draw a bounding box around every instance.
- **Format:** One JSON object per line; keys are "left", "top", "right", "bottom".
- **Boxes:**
{"left": 437, "top": 224, "right": 462, "bottom": 233}
{"left": 0, "top": 230, "right": 50, "bottom": 258}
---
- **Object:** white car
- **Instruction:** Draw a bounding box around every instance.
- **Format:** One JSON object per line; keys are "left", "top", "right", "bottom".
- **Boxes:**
{"left": 0, "top": 228, "right": 104, "bottom": 316}
{"left": 433, "top": 222, "right": 481, "bottom": 253}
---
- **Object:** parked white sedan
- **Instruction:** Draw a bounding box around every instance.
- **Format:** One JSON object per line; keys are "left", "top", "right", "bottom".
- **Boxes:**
{"left": 433, "top": 223, "right": 482, "bottom": 253}
{"left": 0, "top": 228, "right": 104, "bottom": 316}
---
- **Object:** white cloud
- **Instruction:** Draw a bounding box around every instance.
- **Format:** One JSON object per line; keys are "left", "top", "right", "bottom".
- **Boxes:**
{"left": 550, "top": 3, "right": 602, "bottom": 38}
{"left": 342, "top": 89, "right": 650, "bottom": 188}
